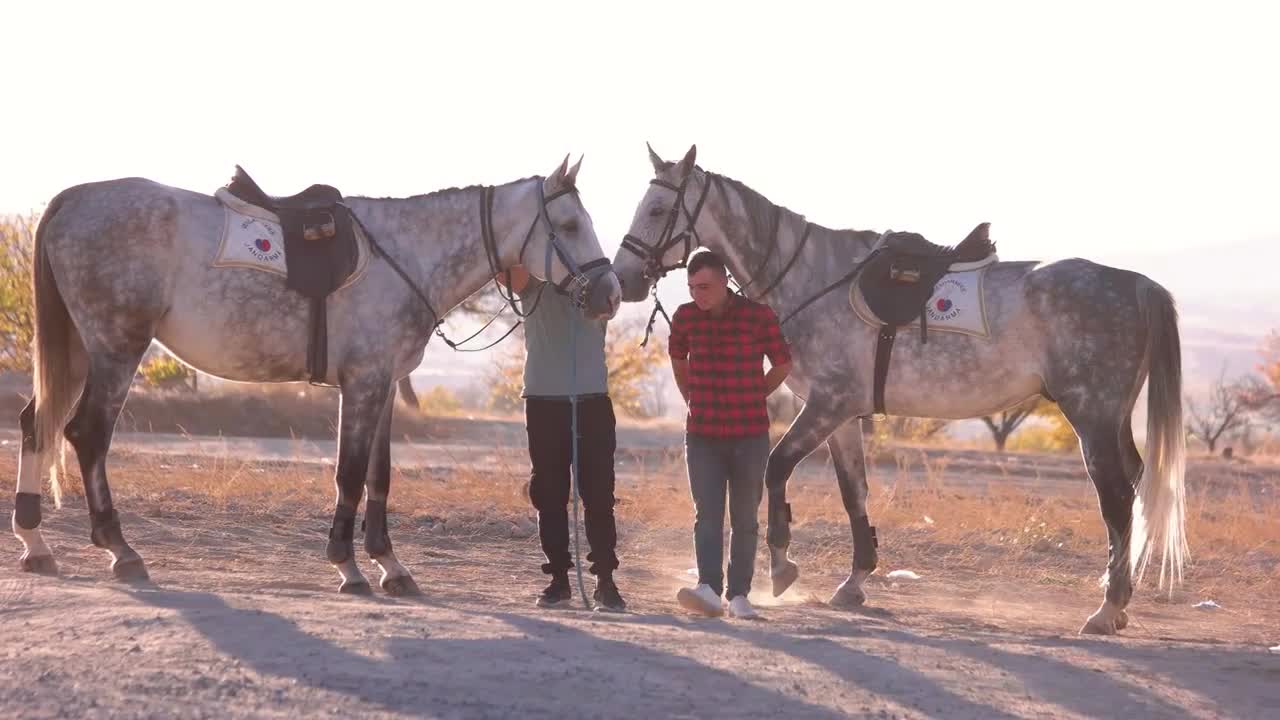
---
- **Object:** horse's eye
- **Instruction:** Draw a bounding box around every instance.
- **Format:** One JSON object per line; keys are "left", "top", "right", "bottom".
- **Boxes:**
{"left": 648, "top": 206, "right": 666, "bottom": 218}
{"left": 562, "top": 221, "right": 579, "bottom": 233}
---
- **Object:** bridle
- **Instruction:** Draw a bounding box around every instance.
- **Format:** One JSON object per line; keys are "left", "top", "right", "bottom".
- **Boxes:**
{"left": 352, "top": 176, "right": 612, "bottom": 352}
{"left": 619, "top": 172, "right": 713, "bottom": 284}
{"left": 623, "top": 170, "right": 867, "bottom": 346}
{"left": 619, "top": 171, "right": 812, "bottom": 302}
{"left": 484, "top": 178, "right": 612, "bottom": 314}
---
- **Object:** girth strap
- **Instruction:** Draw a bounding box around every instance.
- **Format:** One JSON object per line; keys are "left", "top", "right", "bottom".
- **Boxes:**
{"left": 872, "top": 325, "right": 898, "bottom": 419}
{"left": 308, "top": 297, "right": 328, "bottom": 383}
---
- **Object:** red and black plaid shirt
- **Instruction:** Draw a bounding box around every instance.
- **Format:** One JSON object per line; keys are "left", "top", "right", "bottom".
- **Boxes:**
{"left": 669, "top": 294, "right": 792, "bottom": 438}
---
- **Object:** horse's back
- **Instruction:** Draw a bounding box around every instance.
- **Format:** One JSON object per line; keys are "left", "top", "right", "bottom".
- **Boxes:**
{"left": 1021, "top": 256, "right": 1157, "bottom": 318}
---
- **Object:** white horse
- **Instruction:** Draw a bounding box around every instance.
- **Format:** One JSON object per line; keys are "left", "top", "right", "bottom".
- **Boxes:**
{"left": 613, "top": 145, "right": 1186, "bottom": 634}
{"left": 13, "top": 155, "right": 619, "bottom": 596}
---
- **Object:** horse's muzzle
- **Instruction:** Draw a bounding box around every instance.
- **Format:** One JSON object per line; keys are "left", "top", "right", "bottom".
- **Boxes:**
{"left": 584, "top": 270, "right": 622, "bottom": 320}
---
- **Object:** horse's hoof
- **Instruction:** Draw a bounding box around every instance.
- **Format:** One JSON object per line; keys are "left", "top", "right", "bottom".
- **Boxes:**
{"left": 1080, "top": 601, "right": 1128, "bottom": 635}
{"left": 111, "top": 557, "right": 150, "bottom": 583}
{"left": 1079, "top": 619, "right": 1117, "bottom": 635}
{"left": 829, "top": 585, "right": 867, "bottom": 609}
{"left": 339, "top": 579, "right": 373, "bottom": 595}
{"left": 19, "top": 554, "right": 58, "bottom": 576}
{"left": 1079, "top": 612, "right": 1124, "bottom": 635}
{"left": 771, "top": 560, "right": 799, "bottom": 597}
{"left": 381, "top": 575, "right": 422, "bottom": 597}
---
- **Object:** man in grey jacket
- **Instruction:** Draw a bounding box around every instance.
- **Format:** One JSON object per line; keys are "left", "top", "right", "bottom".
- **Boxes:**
{"left": 496, "top": 266, "right": 625, "bottom": 612}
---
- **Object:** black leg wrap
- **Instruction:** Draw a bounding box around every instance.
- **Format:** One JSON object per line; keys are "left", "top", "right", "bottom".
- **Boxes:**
{"left": 14, "top": 493, "right": 42, "bottom": 530}
{"left": 326, "top": 505, "right": 357, "bottom": 564}
{"left": 852, "top": 516, "right": 879, "bottom": 571}
{"left": 767, "top": 495, "right": 793, "bottom": 548}
{"left": 89, "top": 509, "right": 122, "bottom": 549}
{"left": 363, "top": 499, "right": 391, "bottom": 558}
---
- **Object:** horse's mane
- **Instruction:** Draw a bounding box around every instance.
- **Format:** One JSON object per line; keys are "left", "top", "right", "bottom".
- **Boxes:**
{"left": 360, "top": 175, "right": 547, "bottom": 203}
{"left": 696, "top": 168, "right": 876, "bottom": 251}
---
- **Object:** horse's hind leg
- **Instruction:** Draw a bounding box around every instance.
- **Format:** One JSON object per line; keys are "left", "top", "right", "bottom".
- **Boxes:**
{"left": 67, "top": 349, "right": 151, "bottom": 582}
{"left": 1070, "top": 416, "right": 1143, "bottom": 635}
{"left": 13, "top": 398, "right": 59, "bottom": 575}
{"left": 326, "top": 374, "right": 392, "bottom": 594}
{"left": 826, "top": 419, "right": 878, "bottom": 609}
{"left": 364, "top": 382, "right": 419, "bottom": 597}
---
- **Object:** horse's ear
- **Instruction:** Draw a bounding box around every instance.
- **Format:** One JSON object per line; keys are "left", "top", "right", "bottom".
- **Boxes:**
{"left": 647, "top": 142, "right": 665, "bottom": 174}
{"left": 549, "top": 154, "right": 571, "bottom": 184}
{"left": 565, "top": 155, "right": 584, "bottom": 187}
{"left": 963, "top": 222, "right": 991, "bottom": 245}
{"left": 673, "top": 144, "right": 697, "bottom": 180}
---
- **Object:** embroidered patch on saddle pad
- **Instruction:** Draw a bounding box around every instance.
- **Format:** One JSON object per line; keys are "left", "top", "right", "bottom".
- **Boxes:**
{"left": 211, "top": 188, "right": 370, "bottom": 289}
{"left": 851, "top": 266, "right": 993, "bottom": 338}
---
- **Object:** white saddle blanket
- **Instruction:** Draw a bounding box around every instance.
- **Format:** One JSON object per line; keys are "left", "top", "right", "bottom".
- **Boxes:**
{"left": 851, "top": 265, "right": 994, "bottom": 338}
{"left": 211, "top": 188, "right": 369, "bottom": 290}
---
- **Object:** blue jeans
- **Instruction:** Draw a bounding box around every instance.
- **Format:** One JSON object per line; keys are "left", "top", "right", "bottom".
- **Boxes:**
{"left": 685, "top": 432, "right": 771, "bottom": 599}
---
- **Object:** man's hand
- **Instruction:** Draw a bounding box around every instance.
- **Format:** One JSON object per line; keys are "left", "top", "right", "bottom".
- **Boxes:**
{"left": 672, "top": 358, "right": 691, "bottom": 406}
{"left": 764, "top": 361, "right": 792, "bottom": 396}
{"left": 494, "top": 265, "right": 531, "bottom": 294}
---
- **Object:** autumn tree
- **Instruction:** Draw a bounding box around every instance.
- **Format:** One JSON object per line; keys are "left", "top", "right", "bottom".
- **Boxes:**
{"left": 0, "top": 213, "right": 37, "bottom": 372}
{"left": 486, "top": 316, "right": 668, "bottom": 417}
{"left": 1241, "top": 330, "right": 1280, "bottom": 420}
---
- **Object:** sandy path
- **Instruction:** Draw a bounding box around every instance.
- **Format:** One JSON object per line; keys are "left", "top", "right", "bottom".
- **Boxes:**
{"left": 3, "top": 495, "right": 1278, "bottom": 720}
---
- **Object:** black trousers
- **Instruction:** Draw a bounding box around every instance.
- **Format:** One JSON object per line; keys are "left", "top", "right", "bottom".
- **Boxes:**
{"left": 525, "top": 396, "right": 619, "bottom": 577}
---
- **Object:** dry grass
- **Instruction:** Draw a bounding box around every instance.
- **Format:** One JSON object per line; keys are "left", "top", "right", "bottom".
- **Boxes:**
{"left": 0, "top": 382, "right": 492, "bottom": 441}
{"left": 4, "top": 431, "right": 1276, "bottom": 609}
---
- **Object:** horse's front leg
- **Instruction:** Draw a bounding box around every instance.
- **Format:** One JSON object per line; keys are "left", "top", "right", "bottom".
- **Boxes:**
{"left": 765, "top": 395, "right": 858, "bottom": 596}
{"left": 326, "top": 375, "right": 391, "bottom": 594}
{"left": 364, "top": 381, "right": 420, "bottom": 597}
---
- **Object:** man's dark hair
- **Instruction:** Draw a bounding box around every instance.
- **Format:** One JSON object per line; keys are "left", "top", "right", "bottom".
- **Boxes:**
{"left": 687, "top": 249, "right": 727, "bottom": 277}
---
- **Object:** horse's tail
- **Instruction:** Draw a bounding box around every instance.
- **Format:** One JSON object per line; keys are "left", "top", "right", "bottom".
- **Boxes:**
{"left": 1129, "top": 279, "right": 1188, "bottom": 590}
{"left": 31, "top": 191, "right": 85, "bottom": 507}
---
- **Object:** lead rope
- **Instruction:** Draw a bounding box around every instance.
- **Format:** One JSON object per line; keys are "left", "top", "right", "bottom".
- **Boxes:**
{"left": 568, "top": 308, "right": 590, "bottom": 608}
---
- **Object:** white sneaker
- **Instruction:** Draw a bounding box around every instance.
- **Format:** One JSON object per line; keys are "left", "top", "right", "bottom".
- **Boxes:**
{"left": 676, "top": 584, "right": 724, "bottom": 617}
{"left": 727, "top": 595, "right": 759, "bottom": 619}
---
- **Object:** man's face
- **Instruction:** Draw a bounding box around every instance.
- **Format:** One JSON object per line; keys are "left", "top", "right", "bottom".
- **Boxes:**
{"left": 688, "top": 267, "right": 729, "bottom": 312}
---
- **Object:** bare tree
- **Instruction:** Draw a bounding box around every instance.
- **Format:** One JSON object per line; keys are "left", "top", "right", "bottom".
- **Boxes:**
{"left": 1186, "top": 369, "right": 1253, "bottom": 455}
{"left": 980, "top": 398, "right": 1040, "bottom": 452}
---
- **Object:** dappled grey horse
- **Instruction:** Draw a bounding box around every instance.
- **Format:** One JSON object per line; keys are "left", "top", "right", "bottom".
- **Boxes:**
{"left": 12, "top": 155, "right": 620, "bottom": 595}
{"left": 614, "top": 145, "right": 1186, "bottom": 634}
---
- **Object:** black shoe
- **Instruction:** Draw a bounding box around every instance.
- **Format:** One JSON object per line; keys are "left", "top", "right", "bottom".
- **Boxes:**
{"left": 593, "top": 578, "right": 627, "bottom": 613}
{"left": 536, "top": 574, "right": 572, "bottom": 608}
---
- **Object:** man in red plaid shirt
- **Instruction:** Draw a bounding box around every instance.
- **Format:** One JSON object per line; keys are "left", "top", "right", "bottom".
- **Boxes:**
{"left": 668, "top": 250, "right": 792, "bottom": 618}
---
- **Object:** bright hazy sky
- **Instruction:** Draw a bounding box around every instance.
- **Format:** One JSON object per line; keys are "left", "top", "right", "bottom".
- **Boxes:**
{"left": 4, "top": 2, "right": 1276, "bottom": 304}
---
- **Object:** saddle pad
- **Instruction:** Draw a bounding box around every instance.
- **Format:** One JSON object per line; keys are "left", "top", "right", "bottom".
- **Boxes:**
{"left": 211, "top": 188, "right": 370, "bottom": 291}
{"left": 851, "top": 265, "right": 993, "bottom": 338}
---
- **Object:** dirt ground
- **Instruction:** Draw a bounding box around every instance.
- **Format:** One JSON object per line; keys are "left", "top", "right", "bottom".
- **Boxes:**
{"left": 2, "top": 446, "right": 1279, "bottom": 719}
